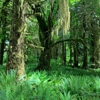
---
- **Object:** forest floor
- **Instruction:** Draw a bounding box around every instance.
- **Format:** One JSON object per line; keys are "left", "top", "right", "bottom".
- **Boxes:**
{"left": 0, "top": 64, "right": 100, "bottom": 100}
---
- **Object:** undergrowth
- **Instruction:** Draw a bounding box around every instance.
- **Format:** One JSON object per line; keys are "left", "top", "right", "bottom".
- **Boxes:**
{"left": 0, "top": 64, "right": 100, "bottom": 100}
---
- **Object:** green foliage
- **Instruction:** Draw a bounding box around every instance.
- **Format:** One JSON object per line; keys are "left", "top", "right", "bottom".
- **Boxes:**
{"left": 69, "top": 0, "right": 80, "bottom": 5}
{"left": 1, "top": 0, "right": 100, "bottom": 99}
{"left": 1, "top": 66, "right": 100, "bottom": 100}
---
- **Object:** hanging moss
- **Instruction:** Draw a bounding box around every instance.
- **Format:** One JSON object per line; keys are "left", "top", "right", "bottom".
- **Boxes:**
{"left": 51, "top": 0, "right": 70, "bottom": 38}
{"left": 59, "top": 0, "right": 70, "bottom": 34}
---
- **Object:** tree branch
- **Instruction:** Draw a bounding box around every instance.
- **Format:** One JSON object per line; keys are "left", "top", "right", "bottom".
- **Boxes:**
{"left": 51, "top": 38, "right": 88, "bottom": 49}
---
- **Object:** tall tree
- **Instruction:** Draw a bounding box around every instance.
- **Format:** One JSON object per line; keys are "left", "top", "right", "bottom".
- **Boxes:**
{"left": 6, "top": 0, "right": 26, "bottom": 80}
{"left": 90, "top": 1, "right": 100, "bottom": 68}
{"left": 82, "top": 1, "right": 87, "bottom": 69}
{"left": 90, "top": 16, "right": 100, "bottom": 68}
{"left": 28, "top": 0, "right": 70, "bottom": 70}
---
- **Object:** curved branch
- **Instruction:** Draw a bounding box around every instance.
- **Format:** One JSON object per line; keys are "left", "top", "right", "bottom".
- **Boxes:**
{"left": 51, "top": 38, "right": 88, "bottom": 49}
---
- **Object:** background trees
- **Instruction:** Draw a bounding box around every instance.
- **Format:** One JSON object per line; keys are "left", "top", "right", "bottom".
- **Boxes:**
{"left": 0, "top": 0, "right": 100, "bottom": 78}
{"left": 0, "top": 0, "right": 100, "bottom": 99}
{"left": 69, "top": 0, "right": 100, "bottom": 68}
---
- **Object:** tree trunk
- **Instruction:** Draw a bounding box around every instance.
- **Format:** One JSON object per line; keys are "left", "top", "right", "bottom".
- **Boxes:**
{"left": 35, "top": 28, "right": 51, "bottom": 70}
{"left": 82, "top": 4, "right": 87, "bottom": 69}
{"left": 36, "top": 48, "right": 51, "bottom": 70}
{"left": 62, "top": 42, "right": 66, "bottom": 65}
{"left": 93, "top": 31, "right": 100, "bottom": 68}
{"left": 52, "top": 45, "right": 58, "bottom": 59}
{"left": 69, "top": 41, "right": 73, "bottom": 66}
{"left": 95, "top": 33, "right": 100, "bottom": 68}
{"left": 82, "top": 45, "right": 87, "bottom": 69}
{"left": 34, "top": 6, "right": 52, "bottom": 70}
{"left": 90, "top": 20, "right": 100, "bottom": 68}
{"left": 73, "top": 42, "right": 78, "bottom": 67}
{"left": 35, "top": 27, "right": 51, "bottom": 70}
{"left": 6, "top": 0, "right": 26, "bottom": 80}
{"left": 90, "top": 30, "right": 95, "bottom": 68}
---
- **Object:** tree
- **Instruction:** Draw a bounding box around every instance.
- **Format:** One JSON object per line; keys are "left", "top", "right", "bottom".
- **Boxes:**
{"left": 28, "top": 0, "right": 70, "bottom": 70}
{"left": 69, "top": 0, "right": 100, "bottom": 68}
{"left": 89, "top": 1, "right": 100, "bottom": 68}
{"left": 6, "top": 0, "right": 26, "bottom": 80}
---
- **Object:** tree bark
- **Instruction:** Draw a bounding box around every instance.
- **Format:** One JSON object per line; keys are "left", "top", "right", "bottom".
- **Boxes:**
{"left": 6, "top": 0, "right": 26, "bottom": 80}
{"left": 68, "top": 39, "right": 73, "bottom": 66}
{"left": 33, "top": 5, "right": 52, "bottom": 70}
{"left": 52, "top": 45, "right": 58, "bottom": 59}
{"left": 34, "top": 16, "right": 51, "bottom": 70}
{"left": 82, "top": 4, "right": 87, "bottom": 69}
{"left": 92, "top": 30, "right": 100, "bottom": 68}
{"left": 90, "top": 19, "right": 100, "bottom": 68}
{"left": 62, "top": 42, "right": 66, "bottom": 65}
{"left": 73, "top": 42, "right": 78, "bottom": 67}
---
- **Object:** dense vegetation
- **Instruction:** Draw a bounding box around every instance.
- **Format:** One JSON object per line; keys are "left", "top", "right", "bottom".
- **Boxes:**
{"left": 0, "top": 0, "right": 100, "bottom": 99}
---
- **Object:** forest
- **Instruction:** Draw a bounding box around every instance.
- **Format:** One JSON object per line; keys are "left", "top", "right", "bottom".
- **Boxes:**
{"left": 0, "top": 0, "right": 100, "bottom": 99}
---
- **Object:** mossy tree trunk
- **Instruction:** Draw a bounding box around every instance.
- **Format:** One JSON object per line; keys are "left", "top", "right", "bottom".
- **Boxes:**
{"left": 90, "top": 15, "right": 100, "bottom": 68}
{"left": 90, "top": 21, "right": 95, "bottom": 68}
{"left": 82, "top": 2, "right": 87, "bottom": 69}
{"left": 91, "top": 26, "right": 100, "bottom": 68}
{"left": 35, "top": 14, "right": 52, "bottom": 70}
{"left": 6, "top": 0, "right": 26, "bottom": 80}
{"left": 28, "top": 0, "right": 70, "bottom": 70}
{"left": 28, "top": 2, "right": 53, "bottom": 71}
{"left": 95, "top": 33, "right": 100, "bottom": 68}
{"left": 73, "top": 26, "right": 78, "bottom": 68}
